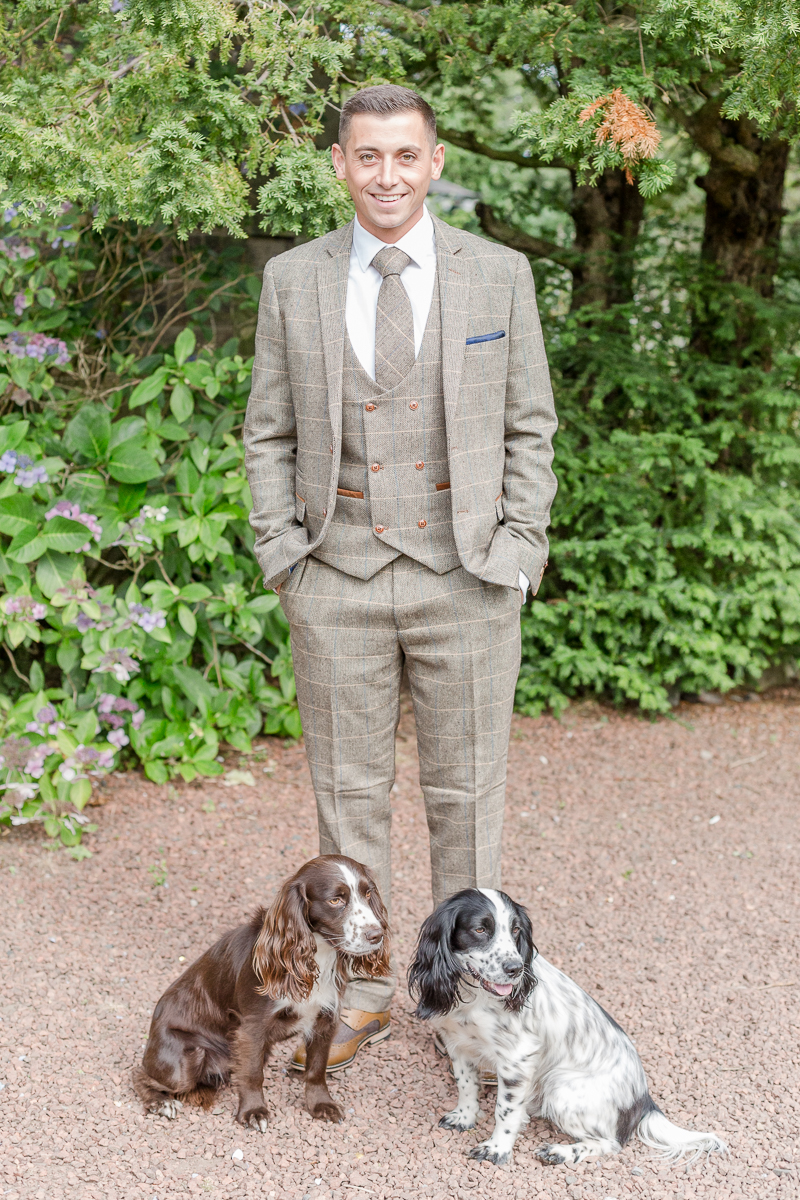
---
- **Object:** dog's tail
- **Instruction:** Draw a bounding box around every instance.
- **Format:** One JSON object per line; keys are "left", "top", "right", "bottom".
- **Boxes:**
{"left": 637, "top": 1107, "right": 728, "bottom": 1162}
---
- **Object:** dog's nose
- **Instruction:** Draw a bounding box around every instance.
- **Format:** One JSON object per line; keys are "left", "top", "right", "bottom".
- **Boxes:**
{"left": 503, "top": 960, "right": 523, "bottom": 978}
{"left": 365, "top": 927, "right": 383, "bottom": 945}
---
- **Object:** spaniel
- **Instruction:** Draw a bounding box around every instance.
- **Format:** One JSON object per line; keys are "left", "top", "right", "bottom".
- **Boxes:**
{"left": 408, "top": 888, "right": 726, "bottom": 1166}
{"left": 134, "top": 856, "right": 390, "bottom": 1127}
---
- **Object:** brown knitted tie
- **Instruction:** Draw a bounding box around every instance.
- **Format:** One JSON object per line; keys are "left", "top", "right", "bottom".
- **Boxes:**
{"left": 372, "top": 245, "right": 415, "bottom": 388}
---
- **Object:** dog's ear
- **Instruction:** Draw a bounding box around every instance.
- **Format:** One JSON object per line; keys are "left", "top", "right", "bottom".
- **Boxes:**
{"left": 253, "top": 877, "right": 317, "bottom": 1003}
{"left": 358, "top": 866, "right": 392, "bottom": 979}
{"left": 507, "top": 898, "right": 537, "bottom": 1013}
{"left": 407, "top": 899, "right": 462, "bottom": 1019}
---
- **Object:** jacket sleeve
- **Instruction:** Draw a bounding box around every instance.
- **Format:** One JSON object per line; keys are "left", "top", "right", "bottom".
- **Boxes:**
{"left": 244, "top": 261, "right": 311, "bottom": 590}
{"left": 502, "top": 252, "right": 558, "bottom": 593}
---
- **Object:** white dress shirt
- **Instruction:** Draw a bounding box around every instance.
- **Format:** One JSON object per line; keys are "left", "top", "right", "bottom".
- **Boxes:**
{"left": 344, "top": 207, "right": 530, "bottom": 598}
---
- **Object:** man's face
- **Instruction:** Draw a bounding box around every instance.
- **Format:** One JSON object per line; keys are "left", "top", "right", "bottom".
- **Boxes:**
{"left": 331, "top": 111, "right": 445, "bottom": 241}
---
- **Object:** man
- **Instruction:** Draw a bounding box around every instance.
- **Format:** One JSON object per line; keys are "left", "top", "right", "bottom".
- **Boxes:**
{"left": 244, "top": 85, "right": 557, "bottom": 1070}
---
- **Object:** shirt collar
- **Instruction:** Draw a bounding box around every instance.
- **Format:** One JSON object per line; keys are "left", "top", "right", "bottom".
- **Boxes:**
{"left": 352, "top": 205, "right": 435, "bottom": 273}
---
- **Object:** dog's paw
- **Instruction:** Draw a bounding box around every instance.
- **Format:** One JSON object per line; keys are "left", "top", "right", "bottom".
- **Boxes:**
{"left": 236, "top": 1105, "right": 269, "bottom": 1132}
{"left": 534, "top": 1143, "right": 570, "bottom": 1166}
{"left": 153, "top": 1098, "right": 183, "bottom": 1120}
{"left": 311, "top": 1100, "right": 344, "bottom": 1124}
{"left": 439, "top": 1107, "right": 480, "bottom": 1132}
{"left": 468, "top": 1141, "right": 511, "bottom": 1166}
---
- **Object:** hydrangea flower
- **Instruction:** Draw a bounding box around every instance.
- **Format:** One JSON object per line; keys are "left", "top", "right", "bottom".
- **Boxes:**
{"left": 15, "top": 464, "right": 48, "bottom": 488}
{"left": 132, "top": 709, "right": 145, "bottom": 731}
{"left": 1, "top": 331, "right": 70, "bottom": 366}
{"left": 0, "top": 238, "right": 35, "bottom": 262}
{"left": 97, "top": 693, "right": 139, "bottom": 716}
{"left": 127, "top": 602, "right": 167, "bottom": 633}
{"left": 141, "top": 505, "right": 169, "bottom": 522}
{"left": 107, "top": 728, "right": 130, "bottom": 749}
{"left": 112, "top": 516, "right": 153, "bottom": 549}
{"left": 24, "top": 744, "right": 49, "bottom": 778}
{"left": 54, "top": 580, "right": 97, "bottom": 604}
{"left": 45, "top": 499, "right": 102, "bottom": 551}
{"left": 25, "top": 705, "right": 66, "bottom": 736}
{"left": 92, "top": 649, "right": 139, "bottom": 683}
{"left": 13, "top": 292, "right": 28, "bottom": 317}
{"left": 0, "top": 450, "right": 18, "bottom": 472}
{"left": 4, "top": 595, "right": 47, "bottom": 622}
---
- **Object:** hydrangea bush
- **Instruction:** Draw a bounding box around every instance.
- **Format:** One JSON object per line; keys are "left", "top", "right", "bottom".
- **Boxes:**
{"left": 0, "top": 323, "right": 298, "bottom": 854}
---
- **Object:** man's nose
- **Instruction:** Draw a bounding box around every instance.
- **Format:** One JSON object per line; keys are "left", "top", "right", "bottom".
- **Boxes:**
{"left": 502, "top": 959, "right": 523, "bottom": 978}
{"left": 375, "top": 159, "right": 399, "bottom": 189}
{"left": 366, "top": 926, "right": 383, "bottom": 945}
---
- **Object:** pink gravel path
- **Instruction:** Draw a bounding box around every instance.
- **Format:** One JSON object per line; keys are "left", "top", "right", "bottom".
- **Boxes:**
{"left": 1, "top": 696, "right": 798, "bottom": 1200}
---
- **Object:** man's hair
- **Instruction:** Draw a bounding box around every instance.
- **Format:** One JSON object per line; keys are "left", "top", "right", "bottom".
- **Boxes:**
{"left": 338, "top": 85, "right": 437, "bottom": 149}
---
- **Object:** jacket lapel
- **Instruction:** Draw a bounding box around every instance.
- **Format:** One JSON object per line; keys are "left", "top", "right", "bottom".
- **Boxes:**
{"left": 318, "top": 221, "right": 353, "bottom": 439}
{"left": 433, "top": 214, "right": 470, "bottom": 425}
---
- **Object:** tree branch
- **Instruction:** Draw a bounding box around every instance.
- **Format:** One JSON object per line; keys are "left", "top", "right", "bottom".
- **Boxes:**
{"left": 476, "top": 203, "right": 578, "bottom": 270}
{"left": 670, "top": 98, "right": 760, "bottom": 176}
{"left": 438, "top": 126, "right": 565, "bottom": 171}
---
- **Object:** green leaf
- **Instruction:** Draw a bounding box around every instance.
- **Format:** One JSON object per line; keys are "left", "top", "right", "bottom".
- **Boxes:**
{"left": 0, "top": 494, "right": 40, "bottom": 537}
{"left": 56, "top": 640, "right": 80, "bottom": 673}
{"left": 7, "top": 517, "right": 90, "bottom": 562}
{"left": 144, "top": 760, "right": 169, "bottom": 784}
{"left": 29, "top": 660, "right": 45, "bottom": 691}
{"left": 117, "top": 481, "right": 147, "bottom": 514}
{"left": 246, "top": 594, "right": 280, "bottom": 615}
{"left": 0, "top": 421, "right": 29, "bottom": 455}
{"left": 70, "top": 778, "right": 92, "bottom": 810}
{"left": 174, "top": 327, "right": 197, "bottom": 366}
{"left": 36, "top": 551, "right": 81, "bottom": 598}
{"left": 75, "top": 709, "right": 98, "bottom": 744}
{"left": 108, "top": 416, "right": 146, "bottom": 450}
{"left": 107, "top": 443, "right": 162, "bottom": 484}
{"left": 177, "top": 603, "right": 197, "bottom": 636}
{"left": 170, "top": 382, "right": 194, "bottom": 424}
{"left": 64, "top": 406, "right": 111, "bottom": 461}
{"left": 178, "top": 583, "right": 211, "bottom": 602}
{"left": 155, "top": 420, "right": 191, "bottom": 442}
{"left": 64, "top": 471, "right": 106, "bottom": 509}
{"left": 129, "top": 367, "right": 170, "bottom": 408}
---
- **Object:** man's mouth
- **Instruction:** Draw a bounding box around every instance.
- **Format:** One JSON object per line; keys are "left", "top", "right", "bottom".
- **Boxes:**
{"left": 369, "top": 193, "right": 406, "bottom": 205}
{"left": 467, "top": 965, "right": 514, "bottom": 997}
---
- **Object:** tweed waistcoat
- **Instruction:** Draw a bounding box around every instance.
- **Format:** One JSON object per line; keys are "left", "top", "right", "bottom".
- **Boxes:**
{"left": 309, "top": 281, "right": 461, "bottom": 580}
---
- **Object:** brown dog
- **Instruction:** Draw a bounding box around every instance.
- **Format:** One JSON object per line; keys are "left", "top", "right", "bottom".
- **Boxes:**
{"left": 133, "top": 855, "right": 390, "bottom": 1127}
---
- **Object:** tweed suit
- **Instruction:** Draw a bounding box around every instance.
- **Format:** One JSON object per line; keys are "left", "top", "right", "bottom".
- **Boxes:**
{"left": 244, "top": 215, "right": 557, "bottom": 1011}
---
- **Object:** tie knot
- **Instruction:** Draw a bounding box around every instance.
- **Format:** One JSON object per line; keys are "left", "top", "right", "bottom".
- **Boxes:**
{"left": 372, "top": 245, "right": 412, "bottom": 278}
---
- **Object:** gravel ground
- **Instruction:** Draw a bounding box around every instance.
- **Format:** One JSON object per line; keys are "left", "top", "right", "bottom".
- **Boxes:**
{"left": 1, "top": 694, "right": 798, "bottom": 1200}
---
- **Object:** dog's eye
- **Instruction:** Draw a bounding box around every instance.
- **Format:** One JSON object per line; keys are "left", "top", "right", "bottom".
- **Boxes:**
{"left": 512, "top": 926, "right": 520, "bottom": 935}
{"left": 328, "top": 897, "right": 345, "bottom": 906}
{"left": 475, "top": 926, "right": 485, "bottom": 934}
{"left": 364, "top": 890, "right": 372, "bottom": 900}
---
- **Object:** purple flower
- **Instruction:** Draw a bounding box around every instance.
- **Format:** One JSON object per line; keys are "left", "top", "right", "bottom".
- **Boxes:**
{"left": 92, "top": 649, "right": 139, "bottom": 683}
{"left": 23, "top": 745, "right": 49, "bottom": 779}
{"left": 59, "top": 761, "right": 77, "bottom": 781}
{"left": 32, "top": 603, "right": 46, "bottom": 620}
{"left": 13, "top": 293, "right": 28, "bottom": 316}
{"left": 0, "top": 238, "right": 35, "bottom": 262}
{"left": 105, "top": 713, "right": 125, "bottom": 729}
{"left": 0, "top": 450, "right": 18, "bottom": 472}
{"left": 55, "top": 581, "right": 96, "bottom": 604}
{"left": 76, "top": 612, "right": 96, "bottom": 633}
{"left": 97, "top": 749, "right": 115, "bottom": 769}
{"left": 97, "top": 693, "right": 116, "bottom": 715}
{"left": 132, "top": 708, "right": 145, "bottom": 730}
{"left": 137, "top": 607, "right": 166, "bottom": 633}
{"left": 107, "top": 728, "right": 130, "bottom": 749}
{"left": 15, "top": 464, "right": 48, "bottom": 487}
{"left": 74, "top": 745, "right": 100, "bottom": 765}
{"left": 45, "top": 499, "right": 102, "bottom": 547}
{"left": 4, "top": 206, "right": 18, "bottom": 222}
{"left": 4, "top": 594, "right": 47, "bottom": 623}
{"left": 1, "top": 332, "right": 69, "bottom": 367}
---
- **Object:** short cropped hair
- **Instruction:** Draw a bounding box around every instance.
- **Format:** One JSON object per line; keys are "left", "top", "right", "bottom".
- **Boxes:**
{"left": 339, "top": 85, "right": 437, "bottom": 149}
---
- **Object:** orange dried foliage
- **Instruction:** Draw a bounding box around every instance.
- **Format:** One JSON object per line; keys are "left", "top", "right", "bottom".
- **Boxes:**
{"left": 578, "top": 88, "right": 661, "bottom": 182}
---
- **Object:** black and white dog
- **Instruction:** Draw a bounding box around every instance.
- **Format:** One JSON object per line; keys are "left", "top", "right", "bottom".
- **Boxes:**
{"left": 408, "top": 888, "right": 727, "bottom": 1166}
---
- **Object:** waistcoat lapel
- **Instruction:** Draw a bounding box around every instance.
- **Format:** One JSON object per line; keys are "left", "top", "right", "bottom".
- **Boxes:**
{"left": 434, "top": 215, "right": 470, "bottom": 425}
{"left": 317, "top": 222, "right": 353, "bottom": 439}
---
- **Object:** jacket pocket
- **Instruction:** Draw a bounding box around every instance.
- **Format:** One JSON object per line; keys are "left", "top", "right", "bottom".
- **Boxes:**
{"left": 295, "top": 492, "right": 306, "bottom": 522}
{"left": 495, "top": 493, "right": 504, "bottom": 523}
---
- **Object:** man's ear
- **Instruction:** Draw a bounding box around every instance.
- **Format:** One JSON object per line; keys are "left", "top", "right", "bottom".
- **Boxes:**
{"left": 407, "top": 897, "right": 462, "bottom": 1020}
{"left": 252, "top": 877, "right": 317, "bottom": 1003}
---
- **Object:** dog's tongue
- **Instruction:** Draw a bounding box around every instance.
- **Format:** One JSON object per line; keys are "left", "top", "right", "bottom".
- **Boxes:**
{"left": 489, "top": 982, "right": 514, "bottom": 996}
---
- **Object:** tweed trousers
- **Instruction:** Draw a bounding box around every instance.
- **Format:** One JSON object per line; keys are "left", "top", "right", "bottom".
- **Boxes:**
{"left": 279, "top": 552, "right": 522, "bottom": 1011}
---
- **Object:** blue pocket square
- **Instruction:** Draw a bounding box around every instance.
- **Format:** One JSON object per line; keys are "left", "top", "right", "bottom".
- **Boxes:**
{"left": 465, "top": 330, "right": 505, "bottom": 345}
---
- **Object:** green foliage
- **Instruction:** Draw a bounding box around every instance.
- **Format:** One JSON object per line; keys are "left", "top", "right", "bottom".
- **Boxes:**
{"left": 517, "top": 273, "right": 800, "bottom": 715}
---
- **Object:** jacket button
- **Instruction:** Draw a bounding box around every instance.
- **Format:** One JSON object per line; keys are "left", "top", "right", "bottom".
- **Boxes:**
{"left": 322, "top": 509, "right": 327, "bottom": 516}
{"left": 329, "top": 444, "right": 333, "bottom": 453}
{"left": 409, "top": 401, "right": 418, "bottom": 410}
{"left": 418, "top": 519, "right": 427, "bottom": 528}
{"left": 371, "top": 463, "right": 381, "bottom": 472}
{"left": 365, "top": 403, "right": 376, "bottom": 412}
{"left": 374, "top": 525, "right": 385, "bottom": 534}
{"left": 415, "top": 461, "right": 424, "bottom": 470}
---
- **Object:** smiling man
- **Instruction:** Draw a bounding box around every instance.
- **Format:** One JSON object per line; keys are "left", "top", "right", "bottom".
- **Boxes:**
{"left": 244, "top": 85, "right": 558, "bottom": 1071}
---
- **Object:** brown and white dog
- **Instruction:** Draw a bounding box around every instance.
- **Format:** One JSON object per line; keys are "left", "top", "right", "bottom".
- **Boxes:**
{"left": 133, "top": 856, "right": 390, "bottom": 1127}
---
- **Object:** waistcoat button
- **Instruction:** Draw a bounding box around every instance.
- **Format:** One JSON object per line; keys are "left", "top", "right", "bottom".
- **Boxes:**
{"left": 415, "top": 461, "right": 424, "bottom": 470}
{"left": 371, "top": 463, "right": 381, "bottom": 472}
{"left": 409, "top": 401, "right": 419, "bottom": 410}
{"left": 322, "top": 509, "right": 327, "bottom": 516}
{"left": 365, "top": 404, "right": 376, "bottom": 412}
{"left": 374, "top": 525, "right": 385, "bottom": 534}
{"left": 418, "top": 519, "right": 427, "bottom": 528}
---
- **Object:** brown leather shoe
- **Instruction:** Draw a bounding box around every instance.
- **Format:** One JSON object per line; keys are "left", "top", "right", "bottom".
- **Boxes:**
{"left": 433, "top": 1031, "right": 497, "bottom": 1087}
{"left": 290, "top": 1008, "right": 391, "bottom": 1074}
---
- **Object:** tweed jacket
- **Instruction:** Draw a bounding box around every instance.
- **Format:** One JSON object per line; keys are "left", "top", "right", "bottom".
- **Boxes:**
{"left": 244, "top": 214, "right": 558, "bottom": 593}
